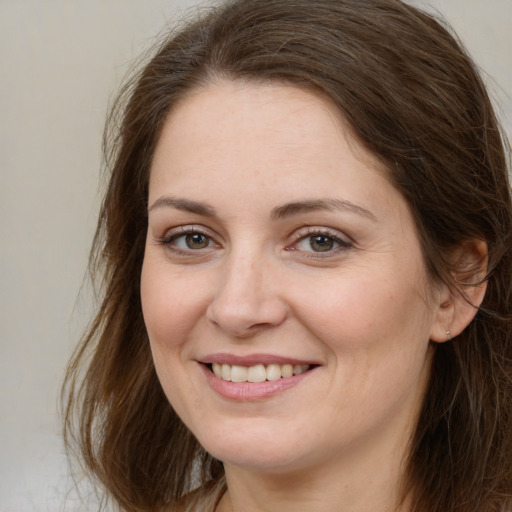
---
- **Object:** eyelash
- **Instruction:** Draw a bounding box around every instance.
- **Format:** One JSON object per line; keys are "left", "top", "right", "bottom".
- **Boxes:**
{"left": 287, "top": 227, "right": 353, "bottom": 258}
{"left": 156, "top": 226, "right": 353, "bottom": 257}
{"left": 156, "top": 226, "right": 218, "bottom": 255}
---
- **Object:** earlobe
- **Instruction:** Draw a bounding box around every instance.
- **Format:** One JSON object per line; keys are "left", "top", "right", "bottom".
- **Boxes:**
{"left": 430, "top": 240, "right": 488, "bottom": 343}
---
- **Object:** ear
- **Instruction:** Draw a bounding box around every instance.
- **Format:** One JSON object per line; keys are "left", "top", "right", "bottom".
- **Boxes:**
{"left": 430, "top": 239, "right": 488, "bottom": 343}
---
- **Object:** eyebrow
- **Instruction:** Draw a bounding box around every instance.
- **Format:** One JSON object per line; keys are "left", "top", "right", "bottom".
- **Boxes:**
{"left": 148, "top": 195, "right": 376, "bottom": 222}
{"left": 270, "top": 198, "right": 377, "bottom": 222}
{"left": 148, "top": 196, "right": 216, "bottom": 217}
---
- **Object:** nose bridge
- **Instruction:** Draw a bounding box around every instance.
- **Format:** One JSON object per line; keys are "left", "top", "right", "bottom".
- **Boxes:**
{"left": 206, "top": 242, "right": 287, "bottom": 336}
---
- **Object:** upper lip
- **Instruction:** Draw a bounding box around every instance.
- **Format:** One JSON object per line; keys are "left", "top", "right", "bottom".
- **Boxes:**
{"left": 198, "top": 353, "right": 320, "bottom": 366}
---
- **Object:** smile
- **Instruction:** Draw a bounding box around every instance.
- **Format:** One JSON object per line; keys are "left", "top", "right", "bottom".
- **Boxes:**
{"left": 210, "top": 363, "right": 311, "bottom": 383}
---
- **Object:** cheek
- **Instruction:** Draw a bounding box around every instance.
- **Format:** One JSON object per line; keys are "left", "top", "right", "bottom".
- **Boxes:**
{"left": 296, "top": 273, "right": 434, "bottom": 429}
{"left": 293, "top": 273, "right": 419, "bottom": 343}
{"left": 290, "top": 267, "right": 435, "bottom": 387}
{"left": 140, "top": 258, "right": 210, "bottom": 350}
{"left": 140, "top": 259, "right": 207, "bottom": 417}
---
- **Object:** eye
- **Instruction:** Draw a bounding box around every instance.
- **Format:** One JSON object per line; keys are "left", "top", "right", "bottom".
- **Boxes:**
{"left": 287, "top": 227, "right": 353, "bottom": 256}
{"left": 176, "top": 232, "right": 212, "bottom": 250}
{"left": 157, "top": 227, "right": 219, "bottom": 254}
{"left": 298, "top": 234, "right": 339, "bottom": 253}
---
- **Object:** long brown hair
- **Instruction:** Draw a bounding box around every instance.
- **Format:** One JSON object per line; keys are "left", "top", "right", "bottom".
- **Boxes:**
{"left": 62, "top": 1, "right": 512, "bottom": 510}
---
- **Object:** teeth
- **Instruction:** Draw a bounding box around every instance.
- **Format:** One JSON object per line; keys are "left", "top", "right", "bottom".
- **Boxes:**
{"left": 247, "top": 364, "right": 267, "bottom": 382}
{"left": 281, "top": 364, "right": 293, "bottom": 378}
{"left": 266, "top": 364, "right": 282, "bottom": 381}
{"left": 212, "top": 363, "right": 222, "bottom": 378}
{"left": 221, "top": 364, "right": 231, "bottom": 381}
{"left": 210, "top": 362, "right": 311, "bottom": 382}
{"left": 293, "top": 364, "right": 309, "bottom": 375}
{"left": 231, "top": 365, "right": 248, "bottom": 382}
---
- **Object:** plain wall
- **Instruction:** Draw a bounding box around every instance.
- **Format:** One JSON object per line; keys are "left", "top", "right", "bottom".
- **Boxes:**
{"left": 0, "top": 1, "right": 510, "bottom": 511}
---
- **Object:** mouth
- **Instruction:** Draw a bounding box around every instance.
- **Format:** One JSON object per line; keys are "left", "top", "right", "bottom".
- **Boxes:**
{"left": 199, "top": 357, "right": 319, "bottom": 401}
{"left": 207, "top": 362, "right": 313, "bottom": 383}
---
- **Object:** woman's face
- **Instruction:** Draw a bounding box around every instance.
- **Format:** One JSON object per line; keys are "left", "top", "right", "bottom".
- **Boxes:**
{"left": 141, "top": 80, "right": 444, "bottom": 475}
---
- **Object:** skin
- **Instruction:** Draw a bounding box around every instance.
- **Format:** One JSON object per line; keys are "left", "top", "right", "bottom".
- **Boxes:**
{"left": 141, "top": 80, "right": 467, "bottom": 512}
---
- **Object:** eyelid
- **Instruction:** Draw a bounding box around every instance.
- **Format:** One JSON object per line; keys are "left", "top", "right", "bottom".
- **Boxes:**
{"left": 292, "top": 226, "right": 353, "bottom": 243}
{"left": 156, "top": 224, "right": 215, "bottom": 240}
{"left": 155, "top": 224, "right": 222, "bottom": 253}
{"left": 153, "top": 224, "right": 353, "bottom": 258}
{"left": 286, "top": 226, "right": 354, "bottom": 256}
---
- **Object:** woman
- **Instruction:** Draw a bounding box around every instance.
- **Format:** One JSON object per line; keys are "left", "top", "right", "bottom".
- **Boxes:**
{"left": 63, "top": 0, "right": 512, "bottom": 511}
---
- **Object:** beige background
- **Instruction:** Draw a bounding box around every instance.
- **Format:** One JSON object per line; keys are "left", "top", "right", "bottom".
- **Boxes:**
{"left": 0, "top": 1, "right": 510, "bottom": 511}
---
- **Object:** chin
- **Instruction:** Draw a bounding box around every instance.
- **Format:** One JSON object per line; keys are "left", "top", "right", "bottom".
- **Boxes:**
{"left": 194, "top": 419, "right": 316, "bottom": 473}
{"left": 209, "top": 446, "right": 305, "bottom": 473}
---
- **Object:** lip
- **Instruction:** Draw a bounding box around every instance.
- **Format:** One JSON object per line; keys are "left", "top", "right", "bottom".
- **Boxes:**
{"left": 199, "top": 353, "right": 318, "bottom": 366}
{"left": 197, "top": 355, "right": 319, "bottom": 401}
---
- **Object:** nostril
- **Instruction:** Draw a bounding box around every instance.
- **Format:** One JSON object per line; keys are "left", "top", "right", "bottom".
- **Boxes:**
{"left": 205, "top": 278, "right": 288, "bottom": 335}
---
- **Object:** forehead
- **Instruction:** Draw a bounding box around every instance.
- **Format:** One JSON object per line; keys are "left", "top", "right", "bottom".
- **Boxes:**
{"left": 149, "top": 80, "right": 389, "bottom": 199}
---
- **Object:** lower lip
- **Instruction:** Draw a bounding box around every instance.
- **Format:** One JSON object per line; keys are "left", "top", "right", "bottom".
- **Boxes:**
{"left": 200, "top": 364, "right": 314, "bottom": 401}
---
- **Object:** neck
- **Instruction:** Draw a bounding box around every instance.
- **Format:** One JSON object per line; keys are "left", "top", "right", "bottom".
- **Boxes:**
{"left": 217, "top": 437, "right": 413, "bottom": 512}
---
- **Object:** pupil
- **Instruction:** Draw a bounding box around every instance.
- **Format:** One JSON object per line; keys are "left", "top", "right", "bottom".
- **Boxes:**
{"left": 310, "top": 235, "right": 334, "bottom": 252}
{"left": 186, "top": 233, "right": 208, "bottom": 249}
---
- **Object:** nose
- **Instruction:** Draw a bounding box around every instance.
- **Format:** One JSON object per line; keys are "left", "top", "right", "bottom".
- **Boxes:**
{"left": 206, "top": 252, "right": 288, "bottom": 338}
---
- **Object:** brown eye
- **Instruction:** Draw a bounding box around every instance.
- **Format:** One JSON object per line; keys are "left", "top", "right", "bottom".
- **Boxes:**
{"left": 309, "top": 235, "right": 335, "bottom": 252}
{"left": 185, "top": 233, "right": 210, "bottom": 249}
{"left": 162, "top": 230, "right": 216, "bottom": 252}
{"left": 292, "top": 230, "right": 351, "bottom": 256}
